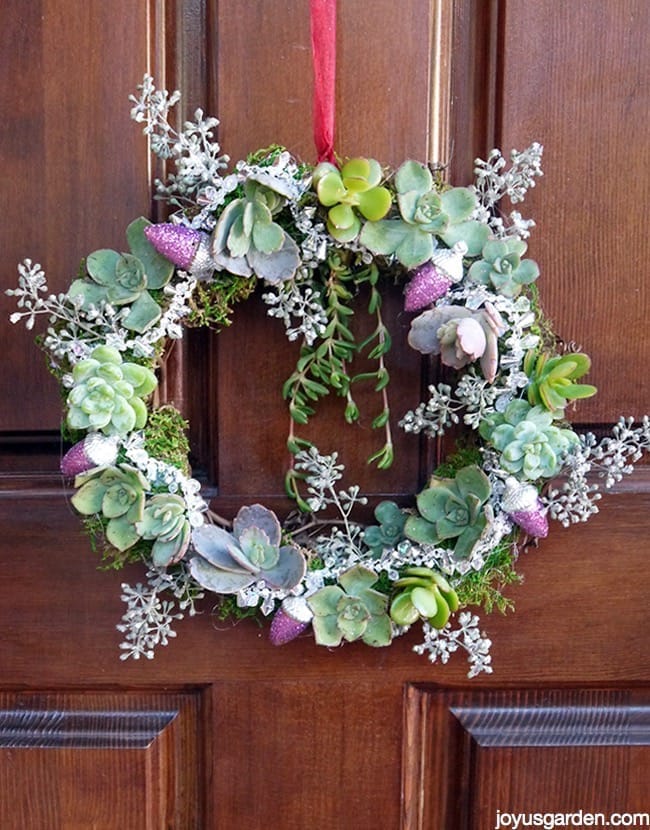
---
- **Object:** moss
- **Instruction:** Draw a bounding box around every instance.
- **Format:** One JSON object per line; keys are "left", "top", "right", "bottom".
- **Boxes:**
{"left": 185, "top": 273, "right": 256, "bottom": 329}
{"left": 454, "top": 536, "right": 522, "bottom": 614}
{"left": 433, "top": 443, "right": 482, "bottom": 479}
{"left": 143, "top": 405, "right": 191, "bottom": 475}
{"left": 372, "top": 570, "right": 393, "bottom": 597}
{"left": 212, "top": 595, "right": 265, "bottom": 626}
{"left": 525, "top": 283, "right": 559, "bottom": 352}
{"left": 82, "top": 515, "right": 149, "bottom": 570}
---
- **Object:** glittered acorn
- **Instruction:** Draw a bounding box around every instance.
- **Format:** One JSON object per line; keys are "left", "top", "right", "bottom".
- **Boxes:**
{"left": 60, "top": 432, "right": 120, "bottom": 478}
{"left": 269, "top": 596, "right": 313, "bottom": 646}
{"left": 501, "top": 476, "right": 549, "bottom": 538}
{"left": 404, "top": 262, "right": 452, "bottom": 312}
{"left": 143, "top": 223, "right": 214, "bottom": 277}
{"left": 431, "top": 240, "right": 468, "bottom": 284}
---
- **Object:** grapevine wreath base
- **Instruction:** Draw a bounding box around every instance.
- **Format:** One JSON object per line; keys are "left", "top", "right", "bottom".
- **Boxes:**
{"left": 8, "top": 76, "right": 650, "bottom": 676}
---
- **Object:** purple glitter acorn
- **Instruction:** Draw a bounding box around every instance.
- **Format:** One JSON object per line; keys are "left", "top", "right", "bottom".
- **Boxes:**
{"left": 501, "top": 477, "right": 549, "bottom": 538}
{"left": 403, "top": 262, "right": 452, "bottom": 312}
{"left": 269, "top": 596, "right": 313, "bottom": 646}
{"left": 60, "top": 433, "right": 119, "bottom": 478}
{"left": 144, "top": 223, "right": 213, "bottom": 275}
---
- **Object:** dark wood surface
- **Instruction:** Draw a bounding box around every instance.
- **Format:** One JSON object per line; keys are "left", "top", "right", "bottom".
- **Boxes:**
{"left": 1, "top": 1, "right": 648, "bottom": 827}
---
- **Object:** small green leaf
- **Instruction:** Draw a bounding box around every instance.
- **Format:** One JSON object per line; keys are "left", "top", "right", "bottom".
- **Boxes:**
{"left": 372, "top": 410, "right": 389, "bottom": 429}
{"left": 390, "top": 593, "right": 420, "bottom": 626}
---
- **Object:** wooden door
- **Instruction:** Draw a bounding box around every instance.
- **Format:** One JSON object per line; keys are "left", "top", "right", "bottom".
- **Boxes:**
{"left": 1, "top": 1, "right": 648, "bottom": 828}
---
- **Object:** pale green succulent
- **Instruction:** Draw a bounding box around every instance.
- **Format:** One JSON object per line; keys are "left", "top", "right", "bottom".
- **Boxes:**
{"left": 211, "top": 180, "right": 301, "bottom": 283}
{"left": 359, "top": 160, "right": 489, "bottom": 268}
{"left": 468, "top": 238, "right": 539, "bottom": 297}
{"left": 404, "top": 465, "right": 492, "bottom": 560}
{"left": 313, "top": 157, "right": 392, "bottom": 242}
{"left": 389, "top": 566, "right": 459, "bottom": 629}
{"left": 362, "top": 500, "right": 407, "bottom": 557}
{"left": 307, "top": 564, "right": 392, "bottom": 648}
{"left": 71, "top": 463, "right": 150, "bottom": 551}
{"left": 479, "top": 399, "right": 580, "bottom": 480}
{"left": 136, "top": 493, "right": 191, "bottom": 567}
{"left": 189, "top": 504, "right": 307, "bottom": 593}
{"left": 524, "top": 350, "right": 597, "bottom": 416}
{"left": 68, "top": 217, "right": 175, "bottom": 332}
{"left": 66, "top": 345, "right": 157, "bottom": 436}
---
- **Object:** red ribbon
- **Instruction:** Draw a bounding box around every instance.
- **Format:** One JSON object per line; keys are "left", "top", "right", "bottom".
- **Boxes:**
{"left": 310, "top": 0, "right": 337, "bottom": 164}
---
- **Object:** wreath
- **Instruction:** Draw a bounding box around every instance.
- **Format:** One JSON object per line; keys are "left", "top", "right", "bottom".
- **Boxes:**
{"left": 8, "top": 75, "right": 650, "bottom": 677}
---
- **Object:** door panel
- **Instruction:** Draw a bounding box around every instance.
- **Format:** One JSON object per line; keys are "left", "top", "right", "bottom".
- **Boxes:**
{"left": 1, "top": 1, "right": 648, "bottom": 828}
{"left": 403, "top": 686, "right": 650, "bottom": 829}
{"left": 0, "top": 692, "right": 203, "bottom": 829}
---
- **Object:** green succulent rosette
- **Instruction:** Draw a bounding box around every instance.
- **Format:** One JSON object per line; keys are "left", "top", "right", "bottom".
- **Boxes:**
{"left": 71, "top": 463, "right": 150, "bottom": 552}
{"left": 307, "top": 564, "right": 392, "bottom": 648}
{"left": 362, "top": 500, "right": 407, "bottom": 557}
{"left": 479, "top": 399, "right": 580, "bottom": 480}
{"left": 66, "top": 345, "right": 158, "bottom": 436}
{"left": 404, "top": 465, "right": 492, "bottom": 560}
{"left": 68, "top": 217, "right": 175, "bottom": 333}
{"left": 468, "top": 238, "right": 539, "bottom": 298}
{"left": 524, "top": 350, "right": 597, "bottom": 416}
{"left": 313, "top": 157, "right": 392, "bottom": 242}
{"left": 360, "top": 160, "right": 488, "bottom": 268}
{"left": 136, "top": 493, "right": 192, "bottom": 567}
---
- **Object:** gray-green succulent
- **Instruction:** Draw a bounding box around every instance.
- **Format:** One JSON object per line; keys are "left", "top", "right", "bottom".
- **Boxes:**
{"left": 359, "top": 160, "right": 489, "bottom": 268}
{"left": 189, "top": 504, "right": 307, "bottom": 593}
{"left": 66, "top": 345, "right": 158, "bottom": 436}
{"left": 211, "top": 180, "right": 301, "bottom": 283}
{"left": 307, "top": 564, "right": 392, "bottom": 648}
{"left": 68, "top": 217, "right": 175, "bottom": 332}
{"left": 313, "top": 157, "right": 392, "bottom": 242}
{"left": 468, "top": 238, "right": 539, "bottom": 297}
{"left": 136, "top": 493, "right": 191, "bottom": 567}
{"left": 71, "top": 463, "right": 150, "bottom": 551}
{"left": 404, "top": 465, "right": 492, "bottom": 560}
{"left": 362, "top": 500, "right": 407, "bottom": 557}
{"left": 389, "top": 566, "right": 459, "bottom": 630}
{"left": 479, "top": 398, "right": 580, "bottom": 480}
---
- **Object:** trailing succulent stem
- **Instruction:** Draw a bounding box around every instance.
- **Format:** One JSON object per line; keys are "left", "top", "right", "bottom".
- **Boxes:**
{"left": 282, "top": 257, "right": 395, "bottom": 490}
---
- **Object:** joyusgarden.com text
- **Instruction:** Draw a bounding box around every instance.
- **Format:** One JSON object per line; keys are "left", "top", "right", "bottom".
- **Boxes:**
{"left": 494, "top": 811, "right": 649, "bottom": 829}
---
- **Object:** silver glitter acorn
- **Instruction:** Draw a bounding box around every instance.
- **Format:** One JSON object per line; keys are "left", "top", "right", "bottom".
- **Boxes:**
{"left": 501, "top": 476, "right": 548, "bottom": 538}
{"left": 60, "top": 433, "right": 120, "bottom": 477}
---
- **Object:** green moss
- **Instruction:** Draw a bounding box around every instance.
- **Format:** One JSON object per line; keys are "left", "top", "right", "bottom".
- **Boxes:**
{"left": 185, "top": 273, "right": 256, "bottom": 329}
{"left": 143, "top": 405, "right": 191, "bottom": 475}
{"left": 212, "top": 595, "right": 265, "bottom": 626}
{"left": 454, "top": 536, "right": 522, "bottom": 614}
{"left": 372, "top": 570, "right": 393, "bottom": 597}
{"left": 525, "top": 284, "right": 559, "bottom": 353}
{"left": 433, "top": 443, "right": 482, "bottom": 479}
{"left": 246, "top": 144, "right": 286, "bottom": 166}
{"left": 82, "top": 515, "right": 148, "bottom": 570}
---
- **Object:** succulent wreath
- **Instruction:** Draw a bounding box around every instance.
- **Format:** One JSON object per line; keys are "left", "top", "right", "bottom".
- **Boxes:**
{"left": 8, "top": 75, "right": 650, "bottom": 676}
